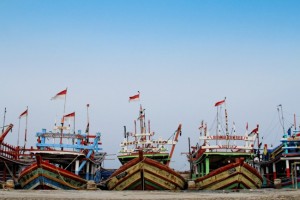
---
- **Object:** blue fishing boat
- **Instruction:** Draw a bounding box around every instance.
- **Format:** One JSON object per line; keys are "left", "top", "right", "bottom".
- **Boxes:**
{"left": 18, "top": 125, "right": 106, "bottom": 189}
{"left": 18, "top": 89, "right": 107, "bottom": 189}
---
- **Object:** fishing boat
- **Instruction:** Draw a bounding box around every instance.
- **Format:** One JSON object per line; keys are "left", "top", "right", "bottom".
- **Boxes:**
{"left": 0, "top": 123, "right": 35, "bottom": 188}
{"left": 18, "top": 120, "right": 106, "bottom": 190}
{"left": 259, "top": 105, "right": 300, "bottom": 189}
{"left": 0, "top": 107, "right": 35, "bottom": 188}
{"left": 18, "top": 89, "right": 106, "bottom": 190}
{"left": 188, "top": 99, "right": 263, "bottom": 190}
{"left": 107, "top": 105, "right": 186, "bottom": 190}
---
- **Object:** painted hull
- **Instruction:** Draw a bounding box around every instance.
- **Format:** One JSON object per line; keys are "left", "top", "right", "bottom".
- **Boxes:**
{"left": 281, "top": 177, "right": 300, "bottom": 189}
{"left": 194, "top": 159, "right": 262, "bottom": 190}
{"left": 18, "top": 157, "right": 87, "bottom": 190}
{"left": 118, "top": 152, "right": 170, "bottom": 165}
{"left": 107, "top": 154, "right": 186, "bottom": 190}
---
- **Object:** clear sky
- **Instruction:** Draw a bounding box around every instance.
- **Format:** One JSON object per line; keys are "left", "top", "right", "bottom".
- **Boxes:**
{"left": 1, "top": 0, "right": 300, "bottom": 170}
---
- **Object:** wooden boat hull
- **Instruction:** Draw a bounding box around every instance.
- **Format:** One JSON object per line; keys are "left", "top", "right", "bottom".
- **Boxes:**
{"left": 194, "top": 159, "right": 262, "bottom": 190}
{"left": 107, "top": 152, "right": 186, "bottom": 190}
{"left": 18, "top": 156, "right": 87, "bottom": 190}
{"left": 281, "top": 177, "right": 300, "bottom": 189}
{"left": 118, "top": 152, "right": 170, "bottom": 165}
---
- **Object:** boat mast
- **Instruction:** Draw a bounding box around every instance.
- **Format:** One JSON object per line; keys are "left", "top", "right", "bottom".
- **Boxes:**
{"left": 86, "top": 104, "right": 90, "bottom": 143}
{"left": 188, "top": 137, "right": 193, "bottom": 179}
{"left": 2, "top": 107, "right": 6, "bottom": 133}
{"left": 24, "top": 106, "right": 28, "bottom": 149}
{"left": 294, "top": 113, "right": 297, "bottom": 131}
{"left": 166, "top": 124, "right": 182, "bottom": 167}
{"left": 277, "top": 104, "right": 285, "bottom": 134}
{"left": 224, "top": 98, "right": 229, "bottom": 152}
{"left": 148, "top": 120, "right": 151, "bottom": 140}
{"left": 224, "top": 98, "right": 229, "bottom": 136}
{"left": 216, "top": 104, "right": 219, "bottom": 146}
{"left": 139, "top": 105, "right": 146, "bottom": 148}
{"left": 134, "top": 120, "right": 137, "bottom": 148}
{"left": 139, "top": 105, "right": 143, "bottom": 134}
{"left": 60, "top": 88, "right": 67, "bottom": 149}
{"left": 123, "top": 125, "right": 128, "bottom": 143}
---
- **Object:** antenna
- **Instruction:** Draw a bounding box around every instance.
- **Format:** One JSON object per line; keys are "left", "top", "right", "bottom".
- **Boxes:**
{"left": 2, "top": 107, "right": 6, "bottom": 133}
{"left": 277, "top": 104, "right": 285, "bottom": 134}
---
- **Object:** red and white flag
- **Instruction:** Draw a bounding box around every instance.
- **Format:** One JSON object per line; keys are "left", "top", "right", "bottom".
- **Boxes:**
{"left": 64, "top": 112, "right": 75, "bottom": 120}
{"left": 138, "top": 114, "right": 145, "bottom": 120}
{"left": 214, "top": 99, "right": 225, "bottom": 107}
{"left": 250, "top": 126, "right": 259, "bottom": 134}
{"left": 248, "top": 125, "right": 259, "bottom": 136}
{"left": 51, "top": 89, "right": 67, "bottom": 100}
{"left": 129, "top": 91, "right": 140, "bottom": 102}
{"left": 19, "top": 109, "right": 28, "bottom": 119}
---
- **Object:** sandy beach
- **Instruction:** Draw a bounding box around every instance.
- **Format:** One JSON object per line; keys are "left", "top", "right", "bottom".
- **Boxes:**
{"left": 0, "top": 189, "right": 300, "bottom": 200}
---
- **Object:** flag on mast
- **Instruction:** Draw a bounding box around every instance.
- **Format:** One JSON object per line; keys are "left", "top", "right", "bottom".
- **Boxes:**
{"left": 248, "top": 125, "right": 259, "bottom": 136}
{"left": 19, "top": 109, "right": 28, "bottom": 119}
{"left": 51, "top": 89, "right": 67, "bottom": 100}
{"left": 129, "top": 91, "right": 140, "bottom": 102}
{"left": 63, "top": 112, "right": 75, "bottom": 120}
{"left": 85, "top": 104, "right": 90, "bottom": 134}
{"left": 214, "top": 99, "right": 225, "bottom": 107}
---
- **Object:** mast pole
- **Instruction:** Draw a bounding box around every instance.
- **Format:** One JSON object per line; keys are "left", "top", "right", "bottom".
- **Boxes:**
{"left": 166, "top": 124, "right": 182, "bottom": 167}
{"left": 63, "top": 87, "right": 67, "bottom": 115}
{"left": 60, "top": 88, "right": 67, "bottom": 149}
{"left": 134, "top": 120, "right": 137, "bottom": 148}
{"left": 86, "top": 104, "right": 90, "bottom": 143}
{"left": 188, "top": 137, "right": 193, "bottom": 179}
{"left": 148, "top": 120, "right": 150, "bottom": 140}
{"left": 139, "top": 105, "right": 143, "bottom": 134}
{"left": 294, "top": 113, "right": 297, "bottom": 131}
{"left": 17, "top": 117, "right": 20, "bottom": 147}
{"left": 278, "top": 104, "right": 285, "bottom": 134}
{"left": 256, "top": 124, "right": 260, "bottom": 160}
{"left": 24, "top": 106, "right": 28, "bottom": 149}
{"left": 73, "top": 113, "right": 76, "bottom": 145}
{"left": 2, "top": 107, "right": 6, "bottom": 133}
{"left": 216, "top": 105, "right": 219, "bottom": 146}
{"left": 224, "top": 97, "right": 228, "bottom": 135}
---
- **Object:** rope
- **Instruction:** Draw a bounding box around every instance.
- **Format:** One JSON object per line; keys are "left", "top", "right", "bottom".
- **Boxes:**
{"left": 54, "top": 164, "right": 85, "bottom": 189}
{"left": 64, "top": 155, "right": 80, "bottom": 170}
{"left": 3, "top": 161, "right": 16, "bottom": 183}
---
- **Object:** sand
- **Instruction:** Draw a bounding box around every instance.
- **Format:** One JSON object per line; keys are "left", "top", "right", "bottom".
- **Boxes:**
{"left": 0, "top": 189, "right": 300, "bottom": 200}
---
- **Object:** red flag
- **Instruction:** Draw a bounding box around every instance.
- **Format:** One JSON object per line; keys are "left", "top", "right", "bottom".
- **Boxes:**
{"left": 138, "top": 114, "right": 145, "bottom": 120}
{"left": 19, "top": 109, "right": 28, "bottom": 119}
{"left": 251, "top": 127, "right": 259, "bottom": 134}
{"left": 129, "top": 91, "right": 140, "bottom": 102}
{"left": 214, "top": 99, "right": 225, "bottom": 107}
{"left": 64, "top": 112, "right": 75, "bottom": 120}
{"left": 249, "top": 125, "right": 259, "bottom": 135}
{"left": 246, "top": 122, "right": 248, "bottom": 131}
{"left": 51, "top": 89, "right": 67, "bottom": 100}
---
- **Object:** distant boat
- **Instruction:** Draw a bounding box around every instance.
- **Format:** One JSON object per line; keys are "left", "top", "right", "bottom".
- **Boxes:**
{"left": 188, "top": 99, "right": 263, "bottom": 190}
{"left": 107, "top": 105, "right": 186, "bottom": 190}
{"left": 259, "top": 106, "right": 300, "bottom": 189}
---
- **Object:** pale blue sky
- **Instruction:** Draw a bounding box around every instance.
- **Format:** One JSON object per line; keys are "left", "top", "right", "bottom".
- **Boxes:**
{"left": 1, "top": 0, "right": 300, "bottom": 170}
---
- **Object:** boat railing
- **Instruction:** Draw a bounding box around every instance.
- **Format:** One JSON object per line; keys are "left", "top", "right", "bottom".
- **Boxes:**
{"left": 0, "top": 142, "right": 17, "bottom": 160}
{"left": 0, "top": 142, "right": 33, "bottom": 161}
